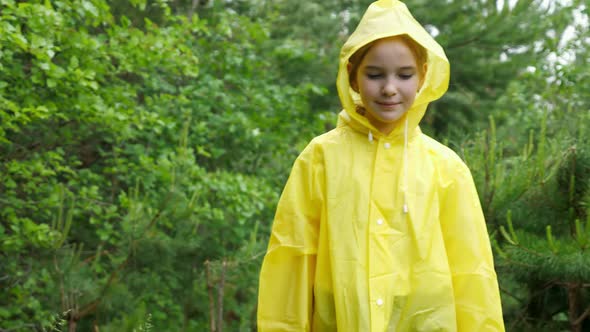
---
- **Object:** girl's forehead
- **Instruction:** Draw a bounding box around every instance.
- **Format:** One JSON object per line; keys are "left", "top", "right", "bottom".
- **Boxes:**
{"left": 362, "top": 38, "right": 417, "bottom": 66}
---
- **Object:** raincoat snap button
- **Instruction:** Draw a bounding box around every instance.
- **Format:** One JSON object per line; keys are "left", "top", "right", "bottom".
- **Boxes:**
{"left": 384, "top": 142, "right": 391, "bottom": 149}
{"left": 376, "top": 298, "right": 384, "bottom": 306}
{"left": 377, "top": 219, "right": 384, "bottom": 225}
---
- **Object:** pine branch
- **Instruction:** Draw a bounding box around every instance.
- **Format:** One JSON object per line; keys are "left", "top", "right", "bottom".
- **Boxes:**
{"left": 500, "top": 285, "right": 525, "bottom": 303}
{"left": 508, "top": 279, "right": 559, "bottom": 331}
{"left": 64, "top": 192, "right": 173, "bottom": 322}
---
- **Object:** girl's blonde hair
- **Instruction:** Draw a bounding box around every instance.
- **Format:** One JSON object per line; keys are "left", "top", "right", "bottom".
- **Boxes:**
{"left": 348, "top": 34, "right": 428, "bottom": 90}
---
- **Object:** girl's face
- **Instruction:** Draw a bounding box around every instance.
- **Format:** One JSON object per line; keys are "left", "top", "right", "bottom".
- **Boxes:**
{"left": 352, "top": 37, "right": 424, "bottom": 135}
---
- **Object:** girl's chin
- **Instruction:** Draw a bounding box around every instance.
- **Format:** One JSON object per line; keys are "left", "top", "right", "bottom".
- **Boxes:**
{"left": 372, "top": 111, "right": 406, "bottom": 123}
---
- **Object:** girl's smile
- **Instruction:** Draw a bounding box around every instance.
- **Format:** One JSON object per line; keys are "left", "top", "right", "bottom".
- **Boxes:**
{"left": 375, "top": 100, "right": 403, "bottom": 108}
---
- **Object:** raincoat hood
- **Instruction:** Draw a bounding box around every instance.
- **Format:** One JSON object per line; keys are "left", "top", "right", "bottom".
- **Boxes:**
{"left": 337, "top": 0, "right": 450, "bottom": 138}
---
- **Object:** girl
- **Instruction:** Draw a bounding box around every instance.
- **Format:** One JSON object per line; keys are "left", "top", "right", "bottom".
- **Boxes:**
{"left": 257, "top": 1, "right": 505, "bottom": 331}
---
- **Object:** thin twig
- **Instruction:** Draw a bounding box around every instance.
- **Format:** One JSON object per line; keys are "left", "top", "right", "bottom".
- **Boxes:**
{"left": 499, "top": 285, "right": 524, "bottom": 303}
{"left": 188, "top": 0, "right": 199, "bottom": 21}
{"left": 574, "top": 306, "right": 590, "bottom": 326}
{"left": 217, "top": 260, "right": 226, "bottom": 332}
{"left": 206, "top": 260, "right": 216, "bottom": 332}
{"left": 568, "top": 283, "right": 581, "bottom": 332}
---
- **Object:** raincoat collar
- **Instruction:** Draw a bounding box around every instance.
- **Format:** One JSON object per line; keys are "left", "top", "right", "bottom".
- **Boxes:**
{"left": 337, "top": 110, "right": 422, "bottom": 142}
{"left": 336, "top": 0, "right": 450, "bottom": 139}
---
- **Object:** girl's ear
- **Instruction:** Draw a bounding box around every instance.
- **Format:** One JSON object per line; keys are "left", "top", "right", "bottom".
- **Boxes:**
{"left": 347, "top": 62, "right": 359, "bottom": 92}
{"left": 418, "top": 62, "right": 428, "bottom": 90}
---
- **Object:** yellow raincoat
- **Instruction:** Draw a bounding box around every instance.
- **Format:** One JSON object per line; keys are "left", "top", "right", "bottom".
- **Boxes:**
{"left": 258, "top": 1, "right": 505, "bottom": 331}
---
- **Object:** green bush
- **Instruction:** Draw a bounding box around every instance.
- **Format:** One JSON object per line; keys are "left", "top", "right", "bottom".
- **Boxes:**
{"left": 1, "top": 0, "right": 588, "bottom": 330}
{"left": 0, "top": 0, "right": 324, "bottom": 330}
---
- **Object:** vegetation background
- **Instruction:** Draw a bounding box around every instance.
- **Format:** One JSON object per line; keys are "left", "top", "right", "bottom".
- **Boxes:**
{"left": 1, "top": 0, "right": 589, "bottom": 331}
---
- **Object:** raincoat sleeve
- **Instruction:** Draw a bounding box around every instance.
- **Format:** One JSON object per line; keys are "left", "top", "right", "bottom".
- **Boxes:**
{"left": 257, "top": 141, "right": 324, "bottom": 332}
{"left": 439, "top": 161, "right": 505, "bottom": 331}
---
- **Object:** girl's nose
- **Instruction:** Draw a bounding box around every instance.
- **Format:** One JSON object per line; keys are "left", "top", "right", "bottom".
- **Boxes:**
{"left": 382, "top": 79, "right": 397, "bottom": 96}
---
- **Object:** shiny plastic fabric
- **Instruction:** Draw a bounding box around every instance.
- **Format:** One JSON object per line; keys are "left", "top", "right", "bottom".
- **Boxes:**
{"left": 257, "top": 1, "right": 505, "bottom": 331}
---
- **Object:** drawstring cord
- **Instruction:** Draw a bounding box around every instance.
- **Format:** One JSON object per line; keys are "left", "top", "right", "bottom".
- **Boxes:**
{"left": 403, "top": 117, "right": 409, "bottom": 214}
{"left": 368, "top": 130, "right": 374, "bottom": 143}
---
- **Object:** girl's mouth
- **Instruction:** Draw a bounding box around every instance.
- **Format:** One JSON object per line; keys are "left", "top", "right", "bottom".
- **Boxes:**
{"left": 377, "top": 101, "right": 402, "bottom": 107}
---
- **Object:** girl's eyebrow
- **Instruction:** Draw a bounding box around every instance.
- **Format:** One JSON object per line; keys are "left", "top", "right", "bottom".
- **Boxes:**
{"left": 363, "top": 65, "right": 416, "bottom": 70}
{"left": 364, "top": 65, "right": 383, "bottom": 70}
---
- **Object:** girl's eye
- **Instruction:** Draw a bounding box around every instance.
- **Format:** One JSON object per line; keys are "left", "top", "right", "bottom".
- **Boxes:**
{"left": 399, "top": 73, "right": 414, "bottom": 80}
{"left": 367, "top": 73, "right": 383, "bottom": 79}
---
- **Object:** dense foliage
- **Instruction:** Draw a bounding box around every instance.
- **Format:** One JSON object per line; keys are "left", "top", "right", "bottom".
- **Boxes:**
{"left": 0, "top": 0, "right": 588, "bottom": 331}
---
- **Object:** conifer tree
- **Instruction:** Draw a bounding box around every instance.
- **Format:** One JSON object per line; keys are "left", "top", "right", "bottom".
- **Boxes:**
{"left": 462, "top": 14, "right": 590, "bottom": 330}
{"left": 227, "top": 0, "right": 579, "bottom": 137}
